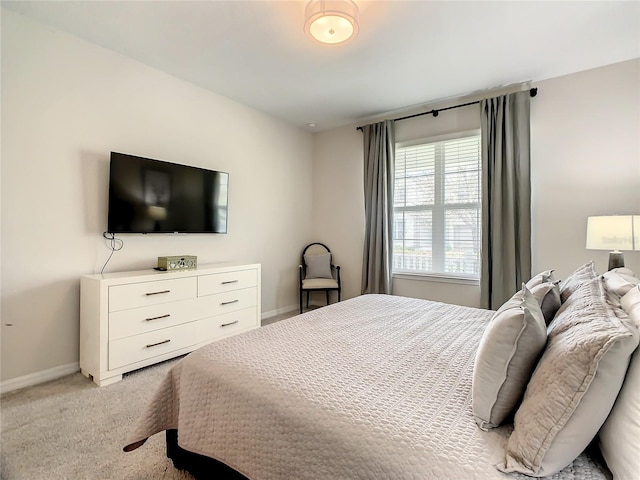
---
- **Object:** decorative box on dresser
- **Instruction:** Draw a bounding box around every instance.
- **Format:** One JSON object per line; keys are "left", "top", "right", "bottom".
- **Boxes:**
{"left": 80, "top": 263, "right": 261, "bottom": 386}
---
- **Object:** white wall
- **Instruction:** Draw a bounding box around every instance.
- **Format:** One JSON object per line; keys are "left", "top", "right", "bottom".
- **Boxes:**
{"left": 311, "top": 128, "right": 364, "bottom": 301}
{"left": 1, "top": 10, "right": 314, "bottom": 383}
{"left": 531, "top": 59, "right": 640, "bottom": 278}
{"left": 312, "top": 58, "right": 640, "bottom": 307}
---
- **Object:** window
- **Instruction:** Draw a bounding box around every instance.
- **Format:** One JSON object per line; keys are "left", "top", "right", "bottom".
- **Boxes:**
{"left": 393, "top": 132, "right": 481, "bottom": 279}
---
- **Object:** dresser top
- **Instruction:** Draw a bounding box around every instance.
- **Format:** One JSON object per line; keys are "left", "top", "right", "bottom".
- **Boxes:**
{"left": 83, "top": 262, "right": 261, "bottom": 283}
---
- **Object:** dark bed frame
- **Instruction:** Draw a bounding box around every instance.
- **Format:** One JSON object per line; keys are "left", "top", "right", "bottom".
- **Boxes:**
{"left": 166, "top": 427, "right": 608, "bottom": 479}
{"left": 166, "top": 430, "right": 249, "bottom": 480}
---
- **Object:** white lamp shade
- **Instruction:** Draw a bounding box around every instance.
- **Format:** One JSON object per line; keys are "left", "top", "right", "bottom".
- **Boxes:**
{"left": 586, "top": 215, "right": 635, "bottom": 251}
{"left": 635, "top": 216, "right": 640, "bottom": 251}
{"left": 304, "top": 0, "right": 359, "bottom": 45}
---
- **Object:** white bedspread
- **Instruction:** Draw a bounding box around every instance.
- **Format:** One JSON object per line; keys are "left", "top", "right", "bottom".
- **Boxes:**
{"left": 125, "top": 294, "right": 609, "bottom": 479}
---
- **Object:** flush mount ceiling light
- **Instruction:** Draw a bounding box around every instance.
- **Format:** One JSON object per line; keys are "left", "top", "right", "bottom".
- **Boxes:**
{"left": 304, "top": 0, "right": 359, "bottom": 45}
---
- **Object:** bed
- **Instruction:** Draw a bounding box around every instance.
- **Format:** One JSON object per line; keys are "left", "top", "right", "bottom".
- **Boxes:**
{"left": 124, "top": 264, "right": 640, "bottom": 480}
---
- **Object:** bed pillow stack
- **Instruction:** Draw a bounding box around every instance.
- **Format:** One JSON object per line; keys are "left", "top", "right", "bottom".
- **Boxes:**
{"left": 472, "top": 269, "right": 563, "bottom": 431}
{"left": 472, "top": 284, "right": 547, "bottom": 431}
{"left": 498, "top": 270, "right": 639, "bottom": 477}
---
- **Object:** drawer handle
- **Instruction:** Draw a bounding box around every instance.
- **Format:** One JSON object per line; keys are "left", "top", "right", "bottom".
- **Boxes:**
{"left": 146, "top": 339, "right": 171, "bottom": 348}
{"left": 221, "top": 280, "right": 239, "bottom": 285}
{"left": 146, "top": 290, "right": 171, "bottom": 296}
{"left": 145, "top": 314, "right": 170, "bottom": 322}
{"left": 221, "top": 299, "right": 239, "bottom": 306}
{"left": 220, "top": 320, "right": 239, "bottom": 328}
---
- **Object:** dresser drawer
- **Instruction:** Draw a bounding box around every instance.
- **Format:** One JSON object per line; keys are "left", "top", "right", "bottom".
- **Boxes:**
{"left": 109, "top": 298, "right": 199, "bottom": 341}
{"left": 196, "top": 287, "right": 258, "bottom": 318}
{"left": 109, "top": 321, "right": 199, "bottom": 370}
{"left": 198, "top": 269, "right": 258, "bottom": 297}
{"left": 109, "top": 277, "right": 197, "bottom": 312}
{"left": 199, "top": 307, "right": 259, "bottom": 342}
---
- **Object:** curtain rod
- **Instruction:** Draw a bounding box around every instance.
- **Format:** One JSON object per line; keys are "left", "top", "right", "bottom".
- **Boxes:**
{"left": 356, "top": 87, "right": 538, "bottom": 132}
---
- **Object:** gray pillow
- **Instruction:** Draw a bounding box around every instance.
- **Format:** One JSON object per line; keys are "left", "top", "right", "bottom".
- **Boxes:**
{"left": 304, "top": 253, "right": 333, "bottom": 279}
{"left": 499, "top": 276, "right": 639, "bottom": 477}
{"left": 525, "top": 269, "right": 555, "bottom": 289}
{"left": 621, "top": 284, "right": 640, "bottom": 320}
{"left": 558, "top": 261, "right": 597, "bottom": 303}
{"left": 529, "top": 281, "right": 561, "bottom": 325}
{"left": 472, "top": 284, "right": 547, "bottom": 431}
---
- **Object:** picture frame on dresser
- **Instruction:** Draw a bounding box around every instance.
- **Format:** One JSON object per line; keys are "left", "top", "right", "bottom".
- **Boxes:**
{"left": 80, "top": 263, "right": 261, "bottom": 386}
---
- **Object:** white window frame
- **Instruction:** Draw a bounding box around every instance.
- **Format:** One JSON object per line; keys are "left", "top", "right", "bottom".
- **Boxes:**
{"left": 393, "top": 129, "right": 481, "bottom": 284}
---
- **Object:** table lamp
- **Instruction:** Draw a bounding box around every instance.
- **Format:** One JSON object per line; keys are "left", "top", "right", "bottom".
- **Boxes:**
{"left": 586, "top": 215, "right": 639, "bottom": 270}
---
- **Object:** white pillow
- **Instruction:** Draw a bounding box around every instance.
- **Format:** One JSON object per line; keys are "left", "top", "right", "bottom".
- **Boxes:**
{"left": 610, "top": 266, "right": 637, "bottom": 279}
{"left": 304, "top": 253, "right": 333, "bottom": 279}
{"left": 603, "top": 270, "right": 640, "bottom": 301}
{"left": 621, "top": 285, "right": 640, "bottom": 320}
{"left": 598, "top": 285, "right": 640, "bottom": 480}
{"left": 472, "top": 285, "right": 547, "bottom": 431}
{"left": 598, "top": 344, "right": 640, "bottom": 480}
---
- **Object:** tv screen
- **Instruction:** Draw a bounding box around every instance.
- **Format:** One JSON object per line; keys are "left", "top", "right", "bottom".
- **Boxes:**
{"left": 107, "top": 152, "right": 228, "bottom": 234}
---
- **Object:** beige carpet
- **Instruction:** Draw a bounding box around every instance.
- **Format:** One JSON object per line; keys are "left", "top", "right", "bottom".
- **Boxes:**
{"left": 1, "top": 312, "right": 294, "bottom": 480}
{"left": 1, "top": 357, "right": 194, "bottom": 480}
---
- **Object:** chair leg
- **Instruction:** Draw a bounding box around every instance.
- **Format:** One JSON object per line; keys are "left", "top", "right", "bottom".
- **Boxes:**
{"left": 299, "top": 289, "right": 303, "bottom": 314}
{"left": 326, "top": 290, "right": 330, "bottom": 306}
{"left": 338, "top": 289, "right": 341, "bottom": 302}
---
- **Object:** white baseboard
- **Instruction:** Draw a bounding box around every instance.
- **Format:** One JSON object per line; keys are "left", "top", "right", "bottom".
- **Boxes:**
{"left": 261, "top": 304, "right": 298, "bottom": 320}
{"left": 0, "top": 362, "right": 79, "bottom": 394}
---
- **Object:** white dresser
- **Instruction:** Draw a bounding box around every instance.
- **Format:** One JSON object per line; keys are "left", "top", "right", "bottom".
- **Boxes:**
{"left": 80, "top": 263, "right": 261, "bottom": 386}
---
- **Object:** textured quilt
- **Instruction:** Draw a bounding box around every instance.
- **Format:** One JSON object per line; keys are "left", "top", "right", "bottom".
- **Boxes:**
{"left": 125, "top": 294, "right": 609, "bottom": 479}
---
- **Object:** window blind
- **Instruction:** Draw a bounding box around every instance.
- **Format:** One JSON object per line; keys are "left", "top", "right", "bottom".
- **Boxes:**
{"left": 394, "top": 134, "right": 481, "bottom": 278}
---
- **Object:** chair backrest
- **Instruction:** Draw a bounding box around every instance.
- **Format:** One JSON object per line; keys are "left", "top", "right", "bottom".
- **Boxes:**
{"left": 301, "top": 242, "right": 333, "bottom": 277}
{"left": 302, "top": 242, "right": 331, "bottom": 260}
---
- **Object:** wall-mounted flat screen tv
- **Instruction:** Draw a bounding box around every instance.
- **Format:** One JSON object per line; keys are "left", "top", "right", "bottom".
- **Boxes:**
{"left": 107, "top": 152, "right": 228, "bottom": 234}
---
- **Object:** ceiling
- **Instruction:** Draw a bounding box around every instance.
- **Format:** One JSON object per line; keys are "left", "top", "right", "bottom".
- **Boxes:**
{"left": 3, "top": 1, "right": 639, "bottom": 131}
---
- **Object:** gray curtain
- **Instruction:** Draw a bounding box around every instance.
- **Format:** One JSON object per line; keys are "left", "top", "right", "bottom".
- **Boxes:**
{"left": 362, "top": 120, "right": 396, "bottom": 294}
{"left": 480, "top": 91, "right": 532, "bottom": 309}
